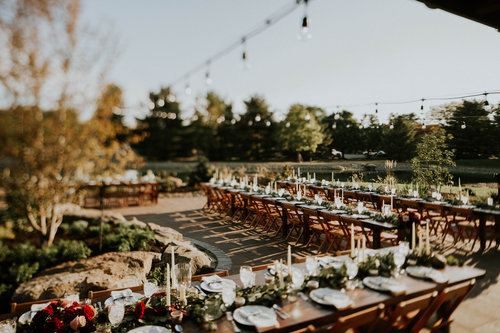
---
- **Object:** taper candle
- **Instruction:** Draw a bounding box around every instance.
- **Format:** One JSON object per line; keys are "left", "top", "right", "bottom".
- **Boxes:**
{"left": 411, "top": 223, "right": 416, "bottom": 250}
{"left": 350, "top": 224, "right": 355, "bottom": 257}
{"left": 166, "top": 263, "right": 171, "bottom": 306}
{"left": 287, "top": 245, "right": 292, "bottom": 276}
{"left": 425, "top": 220, "right": 430, "bottom": 254}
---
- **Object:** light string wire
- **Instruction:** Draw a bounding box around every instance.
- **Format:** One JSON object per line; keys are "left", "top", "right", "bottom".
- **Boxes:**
{"left": 168, "top": 0, "right": 307, "bottom": 88}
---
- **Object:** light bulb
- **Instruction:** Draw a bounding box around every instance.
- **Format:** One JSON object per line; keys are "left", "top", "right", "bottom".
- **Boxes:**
{"left": 248, "top": 120, "right": 253, "bottom": 126}
{"left": 461, "top": 123, "right": 466, "bottom": 129}
{"left": 332, "top": 123, "right": 337, "bottom": 129}
{"left": 167, "top": 95, "right": 176, "bottom": 103}
{"left": 157, "top": 99, "right": 165, "bottom": 107}
{"left": 298, "top": 15, "right": 312, "bottom": 40}
{"left": 185, "top": 84, "right": 192, "bottom": 95}
{"left": 285, "top": 122, "right": 291, "bottom": 128}
{"left": 346, "top": 124, "right": 350, "bottom": 128}
{"left": 422, "top": 124, "right": 426, "bottom": 129}
{"left": 231, "top": 119, "right": 237, "bottom": 125}
{"left": 304, "top": 113, "right": 311, "bottom": 121}
{"left": 334, "top": 113, "right": 340, "bottom": 120}
{"left": 205, "top": 71, "right": 212, "bottom": 85}
{"left": 147, "top": 101, "right": 155, "bottom": 110}
{"left": 265, "top": 120, "right": 271, "bottom": 127}
{"left": 255, "top": 114, "right": 261, "bottom": 122}
{"left": 389, "top": 124, "right": 394, "bottom": 129}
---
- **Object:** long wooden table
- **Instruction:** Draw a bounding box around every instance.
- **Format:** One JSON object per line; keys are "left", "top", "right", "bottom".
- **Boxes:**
{"left": 277, "top": 181, "right": 500, "bottom": 252}
{"left": 182, "top": 261, "right": 485, "bottom": 333}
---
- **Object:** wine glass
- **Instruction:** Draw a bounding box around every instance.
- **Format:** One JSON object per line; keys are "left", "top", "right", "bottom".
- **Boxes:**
{"left": 357, "top": 202, "right": 364, "bottom": 215}
{"left": 0, "top": 319, "right": 16, "bottom": 333}
{"left": 393, "top": 250, "right": 406, "bottom": 277}
{"left": 305, "top": 256, "right": 319, "bottom": 276}
{"left": 398, "top": 241, "right": 410, "bottom": 257}
{"left": 296, "top": 190, "right": 302, "bottom": 201}
{"left": 108, "top": 304, "right": 125, "bottom": 326}
{"left": 317, "top": 196, "right": 323, "bottom": 206}
{"left": 345, "top": 260, "right": 358, "bottom": 290}
{"left": 143, "top": 280, "right": 159, "bottom": 298}
{"left": 221, "top": 287, "right": 236, "bottom": 307}
{"left": 240, "top": 266, "right": 254, "bottom": 288}
{"left": 291, "top": 268, "right": 305, "bottom": 290}
{"left": 175, "top": 262, "right": 192, "bottom": 288}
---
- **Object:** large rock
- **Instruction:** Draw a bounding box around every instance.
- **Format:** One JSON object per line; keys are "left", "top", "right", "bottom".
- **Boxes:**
{"left": 13, "top": 251, "right": 160, "bottom": 302}
{"left": 164, "top": 240, "right": 212, "bottom": 274}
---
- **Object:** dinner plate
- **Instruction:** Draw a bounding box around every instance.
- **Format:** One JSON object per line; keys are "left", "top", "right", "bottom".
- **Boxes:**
{"left": 127, "top": 326, "right": 172, "bottom": 333}
{"left": 104, "top": 292, "right": 143, "bottom": 307}
{"left": 350, "top": 214, "right": 370, "bottom": 219}
{"left": 363, "top": 277, "right": 406, "bottom": 295}
{"left": 233, "top": 305, "right": 277, "bottom": 327}
{"left": 309, "top": 288, "right": 353, "bottom": 309}
{"left": 318, "top": 256, "right": 350, "bottom": 269}
{"left": 200, "top": 279, "right": 236, "bottom": 293}
{"left": 406, "top": 266, "right": 448, "bottom": 283}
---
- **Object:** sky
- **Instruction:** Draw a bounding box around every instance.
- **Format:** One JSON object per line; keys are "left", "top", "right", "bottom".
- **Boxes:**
{"left": 82, "top": 0, "right": 500, "bottom": 125}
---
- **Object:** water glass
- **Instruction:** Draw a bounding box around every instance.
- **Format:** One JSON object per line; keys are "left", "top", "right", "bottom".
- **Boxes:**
{"left": 357, "top": 201, "right": 364, "bottom": 214}
{"left": 108, "top": 304, "right": 125, "bottom": 326}
{"left": 240, "top": 266, "right": 254, "bottom": 288}
{"left": 175, "top": 262, "right": 192, "bottom": 288}
{"left": 345, "top": 260, "right": 358, "bottom": 290}
{"left": 398, "top": 241, "right": 410, "bottom": 256}
{"left": 221, "top": 287, "right": 236, "bottom": 306}
{"left": 393, "top": 250, "right": 406, "bottom": 276}
{"left": 296, "top": 191, "right": 302, "bottom": 201}
{"left": 0, "top": 319, "right": 16, "bottom": 333}
{"left": 143, "top": 279, "right": 159, "bottom": 298}
{"left": 291, "top": 268, "right": 305, "bottom": 290}
{"left": 305, "top": 256, "right": 319, "bottom": 276}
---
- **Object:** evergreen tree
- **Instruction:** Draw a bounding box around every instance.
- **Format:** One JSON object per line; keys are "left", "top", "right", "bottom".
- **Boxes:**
{"left": 383, "top": 113, "right": 420, "bottom": 161}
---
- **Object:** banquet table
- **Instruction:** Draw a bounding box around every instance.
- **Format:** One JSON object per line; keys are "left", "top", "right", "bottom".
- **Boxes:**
{"left": 182, "top": 261, "right": 484, "bottom": 333}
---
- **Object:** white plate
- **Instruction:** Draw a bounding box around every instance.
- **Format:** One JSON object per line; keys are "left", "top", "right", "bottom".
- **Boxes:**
{"left": 350, "top": 214, "right": 370, "bottom": 219}
{"left": 233, "top": 305, "right": 277, "bottom": 327}
{"left": 127, "top": 326, "right": 172, "bottom": 333}
{"left": 318, "top": 256, "right": 350, "bottom": 269}
{"left": 406, "top": 266, "right": 448, "bottom": 283}
{"left": 200, "top": 279, "right": 236, "bottom": 293}
{"left": 104, "top": 292, "right": 143, "bottom": 307}
{"left": 309, "top": 288, "right": 353, "bottom": 309}
{"left": 363, "top": 277, "right": 406, "bottom": 295}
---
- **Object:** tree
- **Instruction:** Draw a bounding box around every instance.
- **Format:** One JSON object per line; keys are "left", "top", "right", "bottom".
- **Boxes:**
{"left": 234, "top": 95, "right": 278, "bottom": 161}
{"left": 133, "top": 87, "right": 184, "bottom": 160}
{"left": 84, "top": 84, "right": 142, "bottom": 177}
{"left": 0, "top": 0, "right": 117, "bottom": 246}
{"left": 322, "top": 110, "right": 362, "bottom": 158}
{"left": 442, "top": 100, "right": 496, "bottom": 159}
{"left": 383, "top": 114, "right": 420, "bottom": 161}
{"left": 411, "top": 128, "right": 455, "bottom": 192}
{"left": 360, "top": 114, "right": 384, "bottom": 153}
{"left": 281, "top": 104, "right": 324, "bottom": 161}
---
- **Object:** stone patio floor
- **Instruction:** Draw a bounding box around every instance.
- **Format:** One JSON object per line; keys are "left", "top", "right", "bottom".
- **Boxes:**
{"left": 108, "top": 195, "right": 500, "bottom": 333}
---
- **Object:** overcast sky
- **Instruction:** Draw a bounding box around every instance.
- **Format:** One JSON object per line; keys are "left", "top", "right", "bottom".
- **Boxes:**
{"left": 82, "top": 0, "right": 500, "bottom": 125}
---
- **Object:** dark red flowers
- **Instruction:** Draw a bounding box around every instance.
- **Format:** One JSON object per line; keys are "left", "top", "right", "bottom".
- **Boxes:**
{"left": 135, "top": 300, "right": 146, "bottom": 320}
{"left": 82, "top": 304, "right": 96, "bottom": 321}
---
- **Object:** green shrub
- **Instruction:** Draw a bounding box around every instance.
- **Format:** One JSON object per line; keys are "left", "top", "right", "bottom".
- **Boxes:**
{"left": 188, "top": 156, "right": 212, "bottom": 186}
{"left": 88, "top": 223, "right": 111, "bottom": 237}
{"left": 103, "top": 224, "right": 154, "bottom": 252}
{"left": 60, "top": 220, "right": 89, "bottom": 236}
{"left": 54, "top": 240, "right": 91, "bottom": 261}
{"left": 9, "top": 262, "right": 39, "bottom": 284}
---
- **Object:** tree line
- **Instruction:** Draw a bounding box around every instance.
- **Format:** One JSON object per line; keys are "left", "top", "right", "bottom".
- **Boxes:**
{"left": 133, "top": 87, "right": 500, "bottom": 162}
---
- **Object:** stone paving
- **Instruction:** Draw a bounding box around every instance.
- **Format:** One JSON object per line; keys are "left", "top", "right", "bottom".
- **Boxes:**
{"left": 108, "top": 195, "right": 500, "bottom": 333}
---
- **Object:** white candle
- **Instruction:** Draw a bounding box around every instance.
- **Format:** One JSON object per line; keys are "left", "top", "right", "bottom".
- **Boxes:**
{"left": 287, "top": 245, "right": 292, "bottom": 276}
{"left": 418, "top": 231, "right": 423, "bottom": 254}
{"left": 355, "top": 239, "right": 360, "bottom": 262}
{"left": 313, "top": 172, "right": 316, "bottom": 181}
{"left": 362, "top": 236, "right": 366, "bottom": 260}
{"left": 411, "top": 223, "right": 416, "bottom": 250}
{"left": 274, "top": 181, "right": 277, "bottom": 193}
{"left": 166, "top": 264, "right": 171, "bottom": 306}
{"left": 298, "top": 167, "right": 301, "bottom": 178}
{"left": 390, "top": 195, "right": 394, "bottom": 210}
{"left": 331, "top": 172, "right": 334, "bottom": 182}
{"left": 179, "top": 285, "right": 187, "bottom": 306}
{"left": 425, "top": 220, "right": 430, "bottom": 254}
{"left": 171, "top": 248, "right": 175, "bottom": 285}
{"left": 341, "top": 188, "right": 344, "bottom": 202}
{"left": 292, "top": 168, "right": 295, "bottom": 178}
{"left": 278, "top": 260, "right": 284, "bottom": 288}
{"left": 307, "top": 172, "right": 310, "bottom": 181}
{"left": 254, "top": 175, "right": 258, "bottom": 187}
{"left": 350, "top": 224, "right": 355, "bottom": 257}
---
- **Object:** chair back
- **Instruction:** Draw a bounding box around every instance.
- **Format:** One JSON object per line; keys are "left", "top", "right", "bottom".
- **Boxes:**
{"left": 191, "top": 270, "right": 229, "bottom": 281}
{"left": 88, "top": 285, "right": 143, "bottom": 301}
{"left": 411, "top": 279, "right": 476, "bottom": 333}
{"left": 11, "top": 298, "right": 60, "bottom": 314}
{"left": 322, "top": 304, "right": 385, "bottom": 333}
{"left": 385, "top": 291, "right": 438, "bottom": 331}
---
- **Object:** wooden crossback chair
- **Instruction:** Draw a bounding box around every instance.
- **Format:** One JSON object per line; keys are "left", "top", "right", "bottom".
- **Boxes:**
{"left": 411, "top": 279, "right": 476, "bottom": 333}
{"left": 88, "top": 285, "right": 144, "bottom": 301}
{"left": 191, "top": 270, "right": 229, "bottom": 281}
{"left": 384, "top": 291, "right": 438, "bottom": 332}
{"left": 11, "top": 297, "right": 60, "bottom": 314}
{"left": 302, "top": 304, "right": 386, "bottom": 333}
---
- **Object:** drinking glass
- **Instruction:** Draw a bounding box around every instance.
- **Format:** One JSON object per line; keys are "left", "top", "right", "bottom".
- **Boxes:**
{"left": 291, "top": 268, "right": 305, "bottom": 290}
{"left": 357, "top": 202, "right": 364, "bottom": 214}
{"left": 143, "top": 279, "right": 159, "bottom": 298}
{"left": 108, "top": 304, "right": 125, "bottom": 326}
{"left": 240, "top": 266, "right": 254, "bottom": 288}
{"left": 296, "top": 190, "right": 302, "bottom": 201}
{"left": 0, "top": 319, "right": 16, "bottom": 333}
{"left": 461, "top": 196, "right": 469, "bottom": 206}
{"left": 305, "top": 256, "right": 319, "bottom": 276}
{"left": 175, "top": 262, "right": 192, "bottom": 288}
{"left": 398, "top": 241, "right": 410, "bottom": 256}
{"left": 221, "top": 287, "right": 236, "bottom": 306}
{"left": 345, "top": 260, "right": 358, "bottom": 290}
{"left": 317, "top": 196, "right": 323, "bottom": 206}
{"left": 393, "top": 250, "right": 406, "bottom": 277}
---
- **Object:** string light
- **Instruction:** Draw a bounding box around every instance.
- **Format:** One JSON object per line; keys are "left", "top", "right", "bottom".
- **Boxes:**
{"left": 332, "top": 122, "right": 337, "bottom": 129}
{"left": 304, "top": 113, "right": 311, "bottom": 121}
{"left": 255, "top": 114, "right": 261, "bottom": 122}
{"left": 265, "top": 120, "right": 271, "bottom": 126}
{"left": 389, "top": 124, "right": 394, "bottom": 129}
{"left": 298, "top": 0, "right": 311, "bottom": 40}
{"left": 285, "top": 122, "right": 291, "bottom": 128}
{"left": 205, "top": 69, "right": 212, "bottom": 86}
{"left": 461, "top": 123, "right": 466, "bottom": 129}
{"left": 241, "top": 38, "right": 250, "bottom": 70}
{"left": 420, "top": 98, "right": 425, "bottom": 111}
{"left": 184, "top": 83, "right": 192, "bottom": 96}
{"left": 157, "top": 99, "right": 165, "bottom": 107}
{"left": 375, "top": 102, "right": 378, "bottom": 114}
{"left": 484, "top": 93, "right": 489, "bottom": 106}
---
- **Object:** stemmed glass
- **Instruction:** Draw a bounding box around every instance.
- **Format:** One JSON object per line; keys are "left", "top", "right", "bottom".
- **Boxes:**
{"left": 240, "top": 266, "right": 255, "bottom": 288}
{"left": 0, "top": 319, "right": 16, "bottom": 333}
{"left": 345, "top": 260, "right": 358, "bottom": 290}
{"left": 175, "top": 262, "right": 192, "bottom": 288}
{"left": 296, "top": 190, "right": 302, "bottom": 201}
{"left": 393, "top": 250, "right": 406, "bottom": 277}
{"left": 357, "top": 201, "right": 364, "bottom": 214}
{"left": 305, "top": 256, "right": 319, "bottom": 276}
{"left": 291, "top": 268, "right": 305, "bottom": 290}
{"left": 221, "top": 286, "right": 236, "bottom": 307}
{"left": 143, "top": 279, "right": 159, "bottom": 298}
{"left": 108, "top": 304, "right": 125, "bottom": 327}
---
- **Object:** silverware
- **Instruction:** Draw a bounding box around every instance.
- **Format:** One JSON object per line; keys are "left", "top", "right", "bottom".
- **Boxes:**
{"left": 226, "top": 312, "right": 241, "bottom": 333}
{"left": 272, "top": 304, "right": 290, "bottom": 319}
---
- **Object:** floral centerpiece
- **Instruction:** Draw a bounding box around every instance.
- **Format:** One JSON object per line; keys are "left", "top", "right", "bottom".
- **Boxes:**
{"left": 18, "top": 300, "right": 98, "bottom": 333}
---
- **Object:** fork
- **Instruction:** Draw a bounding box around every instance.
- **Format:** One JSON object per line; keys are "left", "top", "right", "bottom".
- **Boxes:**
{"left": 272, "top": 304, "right": 290, "bottom": 319}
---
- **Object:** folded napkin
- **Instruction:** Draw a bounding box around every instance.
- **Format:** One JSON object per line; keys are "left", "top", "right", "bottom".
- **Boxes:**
{"left": 111, "top": 289, "right": 133, "bottom": 300}
{"left": 239, "top": 309, "right": 277, "bottom": 328}
{"left": 322, "top": 294, "right": 352, "bottom": 309}
{"left": 202, "top": 275, "right": 223, "bottom": 284}
{"left": 30, "top": 302, "right": 50, "bottom": 312}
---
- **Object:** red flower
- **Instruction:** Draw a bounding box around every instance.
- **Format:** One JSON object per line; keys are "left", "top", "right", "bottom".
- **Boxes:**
{"left": 44, "top": 305, "right": 55, "bottom": 316}
{"left": 82, "top": 304, "right": 96, "bottom": 321}
{"left": 135, "top": 301, "right": 146, "bottom": 320}
{"left": 45, "top": 317, "right": 64, "bottom": 333}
